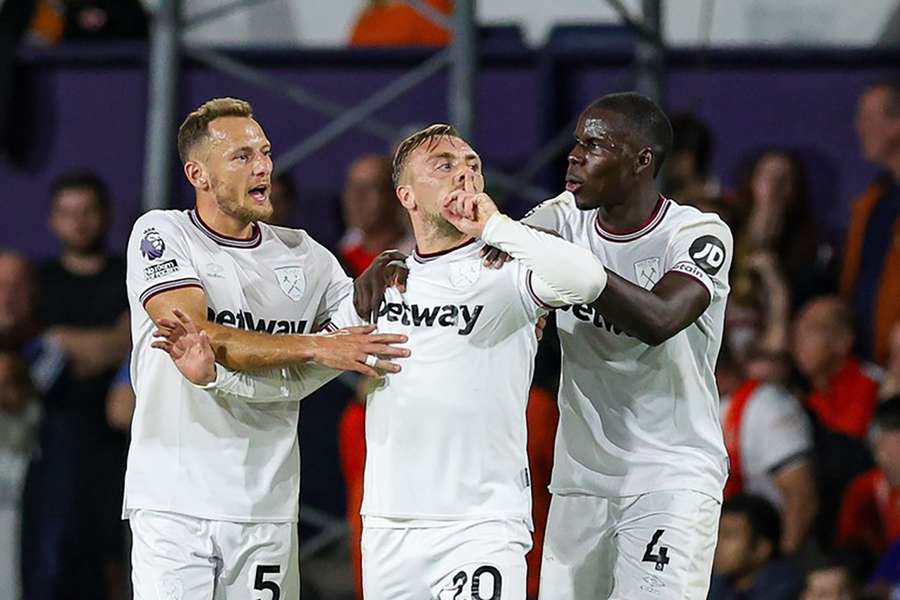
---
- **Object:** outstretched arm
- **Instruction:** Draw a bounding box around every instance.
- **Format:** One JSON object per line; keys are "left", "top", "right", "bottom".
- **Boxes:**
{"left": 152, "top": 309, "right": 367, "bottom": 402}
{"left": 146, "top": 287, "right": 407, "bottom": 376}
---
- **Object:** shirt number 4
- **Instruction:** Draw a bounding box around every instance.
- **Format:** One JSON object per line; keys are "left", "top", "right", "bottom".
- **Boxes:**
{"left": 641, "top": 529, "right": 671, "bottom": 572}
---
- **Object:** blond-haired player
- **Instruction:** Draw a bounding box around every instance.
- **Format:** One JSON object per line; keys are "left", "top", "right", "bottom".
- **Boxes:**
{"left": 124, "top": 97, "right": 408, "bottom": 599}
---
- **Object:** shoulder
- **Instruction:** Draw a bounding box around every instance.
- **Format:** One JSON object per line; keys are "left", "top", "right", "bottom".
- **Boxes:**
{"left": 666, "top": 199, "right": 732, "bottom": 239}
{"left": 130, "top": 209, "right": 190, "bottom": 240}
{"left": 746, "top": 384, "right": 805, "bottom": 423}
{"left": 522, "top": 191, "right": 578, "bottom": 221}
{"left": 263, "top": 223, "right": 334, "bottom": 257}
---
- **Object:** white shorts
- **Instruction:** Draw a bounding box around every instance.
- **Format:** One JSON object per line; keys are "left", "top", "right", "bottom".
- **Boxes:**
{"left": 539, "top": 490, "right": 721, "bottom": 600}
{"left": 361, "top": 518, "right": 532, "bottom": 600}
{"left": 129, "top": 509, "right": 299, "bottom": 600}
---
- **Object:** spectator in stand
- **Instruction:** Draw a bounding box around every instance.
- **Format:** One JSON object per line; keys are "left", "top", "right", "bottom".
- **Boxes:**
{"left": 800, "top": 554, "right": 861, "bottom": 600}
{"left": 732, "top": 150, "right": 835, "bottom": 313}
{"left": 835, "top": 396, "right": 900, "bottom": 561}
{"left": 0, "top": 351, "right": 40, "bottom": 600}
{"left": 793, "top": 295, "right": 880, "bottom": 546}
{"left": 725, "top": 250, "right": 793, "bottom": 385}
{"left": 21, "top": 171, "right": 131, "bottom": 600}
{"left": 718, "top": 339, "right": 818, "bottom": 554}
{"left": 349, "top": 0, "right": 452, "bottom": 47}
{"left": 709, "top": 494, "right": 803, "bottom": 600}
{"left": 793, "top": 296, "right": 881, "bottom": 441}
{"left": 265, "top": 171, "right": 298, "bottom": 228}
{"left": 665, "top": 112, "right": 729, "bottom": 209}
{"left": 339, "top": 154, "right": 413, "bottom": 277}
{"left": 842, "top": 80, "right": 900, "bottom": 365}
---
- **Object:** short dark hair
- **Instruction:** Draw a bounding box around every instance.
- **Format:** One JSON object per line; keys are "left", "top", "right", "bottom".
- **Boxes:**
{"left": 722, "top": 494, "right": 782, "bottom": 557}
{"left": 584, "top": 92, "right": 674, "bottom": 177}
{"left": 177, "top": 97, "right": 254, "bottom": 164}
{"left": 392, "top": 123, "right": 461, "bottom": 187}
{"left": 872, "top": 395, "right": 900, "bottom": 432}
{"left": 670, "top": 112, "right": 713, "bottom": 175}
{"left": 50, "top": 170, "right": 111, "bottom": 213}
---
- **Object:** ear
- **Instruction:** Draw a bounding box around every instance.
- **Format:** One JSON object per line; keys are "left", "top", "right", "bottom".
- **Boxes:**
{"left": 396, "top": 185, "right": 415, "bottom": 211}
{"left": 184, "top": 160, "right": 208, "bottom": 191}
{"left": 635, "top": 147, "right": 654, "bottom": 176}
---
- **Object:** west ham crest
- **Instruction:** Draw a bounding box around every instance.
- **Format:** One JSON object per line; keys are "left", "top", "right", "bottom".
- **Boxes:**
{"left": 275, "top": 266, "right": 306, "bottom": 301}
{"left": 449, "top": 261, "right": 481, "bottom": 289}
{"left": 634, "top": 257, "right": 661, "bottom": 290}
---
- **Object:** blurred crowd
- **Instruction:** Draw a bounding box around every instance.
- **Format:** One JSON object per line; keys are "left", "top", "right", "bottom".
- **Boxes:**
{"left": 0, "top": 3, "right": 899, "bottom": 600}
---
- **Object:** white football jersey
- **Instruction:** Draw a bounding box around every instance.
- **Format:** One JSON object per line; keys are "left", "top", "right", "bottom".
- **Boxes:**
{"left": 523, "top": 192, "right": 732, "bottom": 500}
{"left": 330, "top": 239, "right": 547, "bottom": 523}
{"left": 124, "top": 209, "right": 352, "bottom": 522}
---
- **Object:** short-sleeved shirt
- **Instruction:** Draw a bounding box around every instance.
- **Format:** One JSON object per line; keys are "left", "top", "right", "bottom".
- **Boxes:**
{"left": 720, "top": 384, "right": 813, "bottom": 508}
{"left": 523, "top": 191, "right": 732, "bottom": 500}
{"left": 124, "top": 209, "right": 352, "bottom": 522}
{"left": 329, "top": 239, "right": 547, "bottom": 523}
{"left": 38, "top": 256, "right": 128, "bottom": 434}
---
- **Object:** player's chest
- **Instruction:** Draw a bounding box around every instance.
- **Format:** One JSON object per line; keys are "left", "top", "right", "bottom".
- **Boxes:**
{"left": 375, "top": 263, "right": 514, "bottom": 339}
{"left": 194, "top": 248, "right": 326, "bottom": 330}
{"left": 569, "top": 221, "right": 670, "bottom": 291}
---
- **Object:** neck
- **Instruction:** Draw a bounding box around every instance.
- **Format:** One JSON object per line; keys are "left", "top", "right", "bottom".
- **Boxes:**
{"left": 61, "top": 249, "right": 105, "bottom": 275}
{"left": 196, "top": 197, "right": 255, "bottom": 239}
{"left": 596, "top": 181, "right": 659, "bottom": 232}
{"left": 360, "top": 224, "right": 407, "bottom": 253}
{"left": 411, "top": 218, "right": 470, "bottom": 255}
{"left": 809, "top": 355, "right": 848, "bottom": 391}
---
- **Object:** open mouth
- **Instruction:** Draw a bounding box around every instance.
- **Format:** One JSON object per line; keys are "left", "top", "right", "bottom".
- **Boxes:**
{"left": 564, "top": 175, "right": 583, "bottom": 193}
{"left": 248, "top": 184, "right": 269, "bottom": 203}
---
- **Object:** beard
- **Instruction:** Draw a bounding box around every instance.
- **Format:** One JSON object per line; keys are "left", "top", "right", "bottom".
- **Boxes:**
{"left": 424, "top": 210, "right": 465, "bottom": 240}
{"left": 212, "top": 177, "right": 273, "bottom": 223}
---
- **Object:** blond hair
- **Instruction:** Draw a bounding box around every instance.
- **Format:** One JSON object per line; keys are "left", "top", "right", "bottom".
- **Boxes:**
{"left": 391, "top": 123, "right": 460, "bottom": 187}
{"left": 177, "top": 97, "right": 253, "bottom": 163}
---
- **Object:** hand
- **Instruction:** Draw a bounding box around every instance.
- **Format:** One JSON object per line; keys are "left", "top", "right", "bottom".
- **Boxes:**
{"left": 535, "top": 315, "right": 547, "bottom": 342}
{"left": 310, "top": 325, "right": 410, "bottom": 377}
{"left": 441, "top": 171, "right": 499, "bottom": 238}
{"left": 354, "top": 250, "right": 409, "bottom": 323}
{"left": 152, "top": 309, "right": 217, "bottom": 385}
{"left": 480, "top": 245, "right": 512, "bottom": 269}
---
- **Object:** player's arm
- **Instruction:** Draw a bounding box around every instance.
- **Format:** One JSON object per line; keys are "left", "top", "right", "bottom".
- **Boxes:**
{"left": 146, "top": 288, "right": 405, "bottom": 376}
{"left": 443, "top": 175, "right": 607, "bottom": 307}
{"left": 772, "top": 460, "right": 818, "bottom": 554}
{"left": 593, "top": 219, "right": 733, "bottom": 346}
{"left": 153, "top": 301, "right": 376, "bottom": 402}
{"left": 590, "top": 271, "right": 709, "bottom": 346}
{"left": 45, "top": 311, "right": 131, "bottom": 379}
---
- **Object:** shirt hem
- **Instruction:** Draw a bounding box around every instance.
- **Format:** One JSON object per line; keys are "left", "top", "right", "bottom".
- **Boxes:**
{"left": 122, "top": 504, "right": 298, "bottom": 524}
{"left": 549, "top": 484, "right": 723, "bottom": 503}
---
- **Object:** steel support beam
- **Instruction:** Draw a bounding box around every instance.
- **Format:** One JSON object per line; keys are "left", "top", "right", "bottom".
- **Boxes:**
{"left": 449, "top": 0, "right": 476, "bottom": 139}
{"left": 400, "top": 0, "right": 454, "bottom": 31}
{"left": 184, "top": 0, "right": 273, "bottom": 30}
{"left": 274, "top": 48, "right": 452, "bottom": 172}
{"left": 634, "top": 0, "right": 665, "bottom": 105}
{"left": 142, "top": 0, "right": 181, "bottom": 211}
